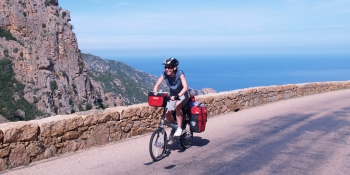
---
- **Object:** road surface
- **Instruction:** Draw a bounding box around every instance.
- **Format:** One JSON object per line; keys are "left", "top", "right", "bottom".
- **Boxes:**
{"left": 3, "top": 89, "right": 350, "bottom": 175}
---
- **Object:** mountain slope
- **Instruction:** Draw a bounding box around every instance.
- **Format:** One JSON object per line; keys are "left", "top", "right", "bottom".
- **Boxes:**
{"left": 83, "top": 53, "right": 168, "bottom": 106}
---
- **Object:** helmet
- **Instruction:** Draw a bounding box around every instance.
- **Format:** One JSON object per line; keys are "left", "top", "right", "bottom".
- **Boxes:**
{"left": 162, "top": 57, "right": 179, "bottom": 66}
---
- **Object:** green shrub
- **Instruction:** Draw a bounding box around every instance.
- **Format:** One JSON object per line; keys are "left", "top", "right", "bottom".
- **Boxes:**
{"left": 77, "top": 103, "right": 84, "bottom": 111}
{"left": 18, "top": 41, "right": 24, "bottom": 46}
{"left": 72, "top": 83, "right": 78, "bottom": 94}
{"left": 0, "top": 59, "right": 43, "bottom": 121}
{"left": 45, "top": 0, "right": 57, "bottom": 6}
{"left": 13, "top": 48, "right": 18, "bottom": 53}
{"left": 51, "top": 80, "right": 58, "bottom": 92}
{"left": 62, "top": 11, "right": 67, "bottom": 18}
{"left": 42, "top": 23, "right": 46, "bottom": 28}
{"left": 0, "top": 27, "right": 17, "bottom": 41}
{"left": 3, "top": 49, "right": 9, "bottom": 57}
{"left": 86, "top": 103, "right": 92, "bottom": 110}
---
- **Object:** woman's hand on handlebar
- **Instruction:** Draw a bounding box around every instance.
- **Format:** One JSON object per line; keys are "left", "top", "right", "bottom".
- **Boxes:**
{"left": 170, "top": 95, "right": 180, "bottom": 101}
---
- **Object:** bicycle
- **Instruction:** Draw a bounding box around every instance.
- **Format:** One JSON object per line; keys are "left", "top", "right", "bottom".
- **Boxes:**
{"left": 148, "top": 91, "right": 193, "bottom": 161}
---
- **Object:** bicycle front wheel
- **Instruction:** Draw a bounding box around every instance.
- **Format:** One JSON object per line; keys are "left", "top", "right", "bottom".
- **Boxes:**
{"left": 149, "top": 128, "right": 167, "bottom": 161}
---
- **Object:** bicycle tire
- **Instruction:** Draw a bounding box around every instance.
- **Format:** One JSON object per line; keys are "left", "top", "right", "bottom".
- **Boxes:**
{"left": 149, "top": 128, "right": 167, "bottom": 161}
{"left": 180, "top": 122, "right": 193, "bottom": 149}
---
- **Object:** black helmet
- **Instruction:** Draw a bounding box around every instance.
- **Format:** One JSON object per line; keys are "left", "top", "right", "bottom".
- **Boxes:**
{"left": 162, "top": 57, "right": 179, "bottom": 66}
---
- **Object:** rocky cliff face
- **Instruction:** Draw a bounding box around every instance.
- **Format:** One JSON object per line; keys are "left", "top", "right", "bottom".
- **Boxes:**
{"left": 0, "top": 0, "right": 98, "bottom": 118}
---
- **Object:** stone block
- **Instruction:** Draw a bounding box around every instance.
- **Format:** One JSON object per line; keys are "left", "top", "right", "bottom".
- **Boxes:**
{"left": 0, "top": 147, "right": 10, "bottom": 158}
{"left": 227, "top": 91, "right": 239, "bottom": 99}
{"left": 83, "top": 112, "right": 117, "bottom": 126}
{"left": 86, "top": 124, "right": 109, "bottom": 147}
{"left": 9, "top": 144, "right": 30, "bottom": 168}
{"left": 110, "top": 131, "right": 122, "bottom": 142}
{"left": 131, "top": 127, "right": 147, "bottom": 136}
{"left": 217, "top": 92, "right": 229, "bottom": 101}
{"left": 0, "top": 158, "right": 6, "bottom": 172}
{"left": 62, "top": 131, "right": 79, "bottom": 141}
{"left": 36, "top": 114, "right": 83, "bottom": 137}
{"left": 139, "top": 105, "right": 151, "bottom": 118}
{"left": 203, "top": 95, "right": 215, "bottom": 104}
{"left": 26, "top": 142, "right": 43, "bottom": 157}
{"left": 0, "top": 122, "right": 39, "bottom": 143}
{"left": 120, "top": 105, "right": 141, "bottom": 119}
{"left": 0, "top": 131, "right": 3, "bottom": 143}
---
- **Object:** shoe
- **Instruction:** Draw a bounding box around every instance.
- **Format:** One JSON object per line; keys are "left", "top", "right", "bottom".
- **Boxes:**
{"left": 174, "top": 128, "right": 183, "bottom": 137}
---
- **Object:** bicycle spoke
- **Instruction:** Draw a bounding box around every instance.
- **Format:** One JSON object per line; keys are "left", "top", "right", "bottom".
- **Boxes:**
{"left": 149, "top": 129, "right": 167, "bottom": 161}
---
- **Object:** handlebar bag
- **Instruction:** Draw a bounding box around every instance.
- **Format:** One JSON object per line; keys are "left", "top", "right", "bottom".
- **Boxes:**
{"left": 148, "top": 92, "right": 168, "bottom": 107}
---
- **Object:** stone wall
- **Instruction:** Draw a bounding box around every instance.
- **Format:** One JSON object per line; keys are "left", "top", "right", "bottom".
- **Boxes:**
{"left": 1, "top": 81, "right": 350, "bottom": 171}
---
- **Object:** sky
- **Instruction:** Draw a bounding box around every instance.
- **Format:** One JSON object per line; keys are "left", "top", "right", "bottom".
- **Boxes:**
{"left": 58, "top": 0, "right": 350, "bottom": 58}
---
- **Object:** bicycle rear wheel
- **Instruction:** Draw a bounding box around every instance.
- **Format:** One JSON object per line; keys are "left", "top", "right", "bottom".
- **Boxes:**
{"left": 149, "top": 128, "right": 167, "bottom": 161}
{"left": 180, "top": 123, "right": 193, "bottom": 149}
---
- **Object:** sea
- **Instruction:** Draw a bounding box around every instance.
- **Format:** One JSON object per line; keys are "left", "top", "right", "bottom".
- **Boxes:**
{"left": 106, "top": 54, "right": 350, "bottom": 93}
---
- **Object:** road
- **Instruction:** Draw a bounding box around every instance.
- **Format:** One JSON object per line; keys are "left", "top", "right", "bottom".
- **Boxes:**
{"left": 3, "top": 89, "right": 350, "bottom": 175}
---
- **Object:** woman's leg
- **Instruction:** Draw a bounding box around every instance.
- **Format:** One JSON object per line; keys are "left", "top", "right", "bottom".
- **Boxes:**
{"left": 165, "top": 100, "right": 176, "bottom": 124}
{"left": 175, "top": 101, "right": 183, "bottom": 128}
{"left": 173, "top": 93, "right": 189, "bottom": 137}
{"left": 165, "top": 110, "right": 175, "bottom": 123}
{"left": 173, "top": 101, "right": 183, "bottom": 136}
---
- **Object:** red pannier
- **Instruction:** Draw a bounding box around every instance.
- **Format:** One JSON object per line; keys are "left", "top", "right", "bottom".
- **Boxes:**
{"left": 148, "top": 92, "right": 168, "bottom": 107}
{"left": 190, "top": 104, "right": 207, "bottom": 133}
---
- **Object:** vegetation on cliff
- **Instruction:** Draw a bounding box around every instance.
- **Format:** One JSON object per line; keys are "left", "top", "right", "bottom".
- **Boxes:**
{"left": 0, "top": 27, "right": 17, "bottom": 41}
{"left": 83, "top": 53, "right": 167, "bottom": 105}
{"left": 0, "top": 59, "right": 43, "bottom": 121}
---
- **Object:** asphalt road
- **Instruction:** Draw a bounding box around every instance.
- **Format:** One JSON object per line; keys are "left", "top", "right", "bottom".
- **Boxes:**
{"left": 3, "top": 89, "right": 350, "bottom": 175}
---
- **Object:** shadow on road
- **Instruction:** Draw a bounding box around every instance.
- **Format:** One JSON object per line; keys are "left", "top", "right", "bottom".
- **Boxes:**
{"left": 192, "top": 136, "right": 210, "bottom": 147}
{"left": 193, "top": 106, "right": 350, "bottom": 175}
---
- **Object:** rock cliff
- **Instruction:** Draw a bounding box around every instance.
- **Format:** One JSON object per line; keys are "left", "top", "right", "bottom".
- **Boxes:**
{"left": 0, "top": 0, "right": 98, "bottom": 118}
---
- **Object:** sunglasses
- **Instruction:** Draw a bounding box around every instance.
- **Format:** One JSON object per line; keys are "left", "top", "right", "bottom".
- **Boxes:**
{"left": 164, "top": 66, "right": 174, "bottom": 69}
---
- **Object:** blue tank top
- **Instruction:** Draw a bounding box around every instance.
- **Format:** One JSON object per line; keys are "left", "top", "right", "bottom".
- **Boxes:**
{"left": 163, "top": 70, "right": 184, "bottom": 95}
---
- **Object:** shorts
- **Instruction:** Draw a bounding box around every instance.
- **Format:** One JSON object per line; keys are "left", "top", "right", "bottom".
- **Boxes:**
{"left": 166, "top": 92, "right": 190, "bottom": 111}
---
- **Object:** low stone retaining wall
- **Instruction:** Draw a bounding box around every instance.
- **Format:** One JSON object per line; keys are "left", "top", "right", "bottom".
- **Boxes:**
{"left": 1, "top": 81, "right": 350, "bottom": 171}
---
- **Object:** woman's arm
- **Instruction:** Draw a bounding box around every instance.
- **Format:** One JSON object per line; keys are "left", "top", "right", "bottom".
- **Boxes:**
{"left": 153, "top": 75, "right": 164, "bottom": 92}
{"left": 178, "top": 74, "right": 188, "bottom": 96}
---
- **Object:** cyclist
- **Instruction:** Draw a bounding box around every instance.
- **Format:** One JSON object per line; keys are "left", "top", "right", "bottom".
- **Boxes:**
{"left": 153, "top": 58, "right": 189, "bottom": 143}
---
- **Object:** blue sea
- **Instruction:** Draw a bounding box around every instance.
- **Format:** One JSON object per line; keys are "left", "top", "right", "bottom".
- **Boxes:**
{"left": 106, "top": 54, "right": 350, "bottom": 92}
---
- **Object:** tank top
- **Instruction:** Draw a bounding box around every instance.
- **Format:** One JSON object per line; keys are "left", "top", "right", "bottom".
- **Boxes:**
{"left": 163, "top": 70, "right": 184, "bottom": 95}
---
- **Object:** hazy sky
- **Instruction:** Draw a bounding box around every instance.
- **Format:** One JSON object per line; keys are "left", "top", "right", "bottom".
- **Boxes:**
{"left": 58, "top": 0, "right": 350, "bottom": 58}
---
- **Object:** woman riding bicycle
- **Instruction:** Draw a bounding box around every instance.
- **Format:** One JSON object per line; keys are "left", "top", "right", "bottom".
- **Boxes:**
{"left": 153, "top": 58, "right": 190, "bottom": 140}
